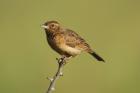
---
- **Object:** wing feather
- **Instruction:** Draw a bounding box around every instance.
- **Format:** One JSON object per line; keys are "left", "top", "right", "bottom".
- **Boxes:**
{"left": 64, "top": 29, "right": 90, "bottom": 51}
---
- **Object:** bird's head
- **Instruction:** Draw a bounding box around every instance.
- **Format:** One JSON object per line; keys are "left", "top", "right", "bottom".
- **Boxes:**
{"left": 42, "top": 20, "right": 60, "bottom": 33}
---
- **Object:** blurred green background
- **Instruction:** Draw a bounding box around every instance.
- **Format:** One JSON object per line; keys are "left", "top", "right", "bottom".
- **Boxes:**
{"left": 0, "top": 0, "right": 140, "bottom": 93}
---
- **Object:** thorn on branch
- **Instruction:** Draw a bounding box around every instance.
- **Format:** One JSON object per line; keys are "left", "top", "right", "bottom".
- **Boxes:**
{"left": 59, "top": 72, "right": 63, "bottom": 76}
{"left": 47, "top": 77, "right": 53, "bottom": 82}
{"left": 51, "top": 87, "right": 55, "bottom": 91}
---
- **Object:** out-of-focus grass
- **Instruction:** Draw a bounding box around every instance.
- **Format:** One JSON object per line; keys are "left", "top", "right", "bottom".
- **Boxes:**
{"left": 0, "top": 0, "right": 140, "bottom": 93}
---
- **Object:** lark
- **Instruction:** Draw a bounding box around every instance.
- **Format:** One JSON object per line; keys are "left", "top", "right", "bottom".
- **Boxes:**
{"left": 42, "top": 20, "right": 105, "bottom": 62}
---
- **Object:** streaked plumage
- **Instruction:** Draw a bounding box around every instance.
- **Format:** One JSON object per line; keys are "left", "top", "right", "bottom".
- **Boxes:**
{"left": 42, "top": 20, "right": 105, "bottom": 62}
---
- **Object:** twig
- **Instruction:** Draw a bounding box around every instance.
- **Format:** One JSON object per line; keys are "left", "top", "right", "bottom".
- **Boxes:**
{"left": 46, "top": 57, "right": 66, "bottom": 93}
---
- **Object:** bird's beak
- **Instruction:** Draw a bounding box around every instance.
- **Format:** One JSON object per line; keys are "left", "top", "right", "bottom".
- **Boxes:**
{"left": 41, "top": 25, "right": 49, "bottom": 29}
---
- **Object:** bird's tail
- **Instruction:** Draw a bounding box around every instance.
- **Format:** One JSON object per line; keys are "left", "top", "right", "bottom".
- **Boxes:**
{"left": 89, "top": 51, "right": 105, "bottom": 62}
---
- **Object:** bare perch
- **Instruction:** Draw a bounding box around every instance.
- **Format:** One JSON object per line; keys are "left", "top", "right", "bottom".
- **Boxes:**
{"left": 46, "top": 57, "right": 66, "bottom": 93}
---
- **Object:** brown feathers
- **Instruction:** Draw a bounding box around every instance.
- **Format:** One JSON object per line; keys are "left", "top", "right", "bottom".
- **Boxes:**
{"left": 42, "top": 21, "right": 105, "bottom": 62}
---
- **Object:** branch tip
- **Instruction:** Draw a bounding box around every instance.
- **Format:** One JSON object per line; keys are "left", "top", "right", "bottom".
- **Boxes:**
{"left": 56, "top": 58, "right": 59, "bottom": 60}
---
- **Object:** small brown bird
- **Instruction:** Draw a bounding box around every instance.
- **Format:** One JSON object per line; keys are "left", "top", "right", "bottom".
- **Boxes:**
{"left": 42, "top": 20, "right": 105, "bottom": 62}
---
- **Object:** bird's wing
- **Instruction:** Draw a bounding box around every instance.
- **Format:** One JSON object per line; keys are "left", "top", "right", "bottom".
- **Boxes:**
{"left": 64, "top": 29, "right": 91, "bottom": 51}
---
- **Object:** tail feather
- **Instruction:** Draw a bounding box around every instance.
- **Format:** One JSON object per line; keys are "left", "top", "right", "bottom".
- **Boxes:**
{"left": 90, "top": 52, "right": 105, "bottom": 62}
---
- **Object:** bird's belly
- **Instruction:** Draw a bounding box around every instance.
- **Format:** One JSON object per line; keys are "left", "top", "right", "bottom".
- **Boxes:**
{"left": 59, "top": 44, "right": 82, "bottom": 56}
{"left": 47, "top": 37, "right": 81, "bottom": 56}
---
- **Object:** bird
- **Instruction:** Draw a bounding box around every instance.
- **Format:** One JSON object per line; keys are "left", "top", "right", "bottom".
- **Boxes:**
{"left": 42, "top": 20, "right": 105, "bottom": 62}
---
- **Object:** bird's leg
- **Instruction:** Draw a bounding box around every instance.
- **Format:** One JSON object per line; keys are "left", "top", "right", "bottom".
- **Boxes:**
{"left": 65, "top": 56, "right": 72, "bottom": 61}
{"left": 61, "top": 55, "right": 66, "bottom": 60}
{"left": 61, "top": 55, "right": 73, "bottom": 64}
{"left": 56, "top": 55, "right": 66, "bottom": 65}
{"left": 57, "top": 55, "right": 66, "bottom": 65}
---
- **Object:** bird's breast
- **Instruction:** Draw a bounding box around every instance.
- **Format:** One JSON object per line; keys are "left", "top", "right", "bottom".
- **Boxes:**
{"left": 46, "top": 33, "right": 66, "bottom": 54}
{"left": 47, "top": 33, "right": 81, "bottom": 56}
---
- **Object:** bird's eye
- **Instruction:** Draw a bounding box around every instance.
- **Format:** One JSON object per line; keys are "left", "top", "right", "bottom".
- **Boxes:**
{"left": 51, "top": 24, "right": 55, "bottom": 28}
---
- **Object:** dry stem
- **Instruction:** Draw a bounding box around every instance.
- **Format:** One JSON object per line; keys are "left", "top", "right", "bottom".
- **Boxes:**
{"left": 46, "top": 57, "right": 66, "bottom": 93}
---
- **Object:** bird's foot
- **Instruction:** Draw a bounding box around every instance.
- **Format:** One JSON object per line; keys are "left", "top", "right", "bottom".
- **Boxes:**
{"left": 56, "top": 55, "right": 72, "bottom": 65}
{"left": 56, "top": 57, "right": 66, "bottom": 65}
